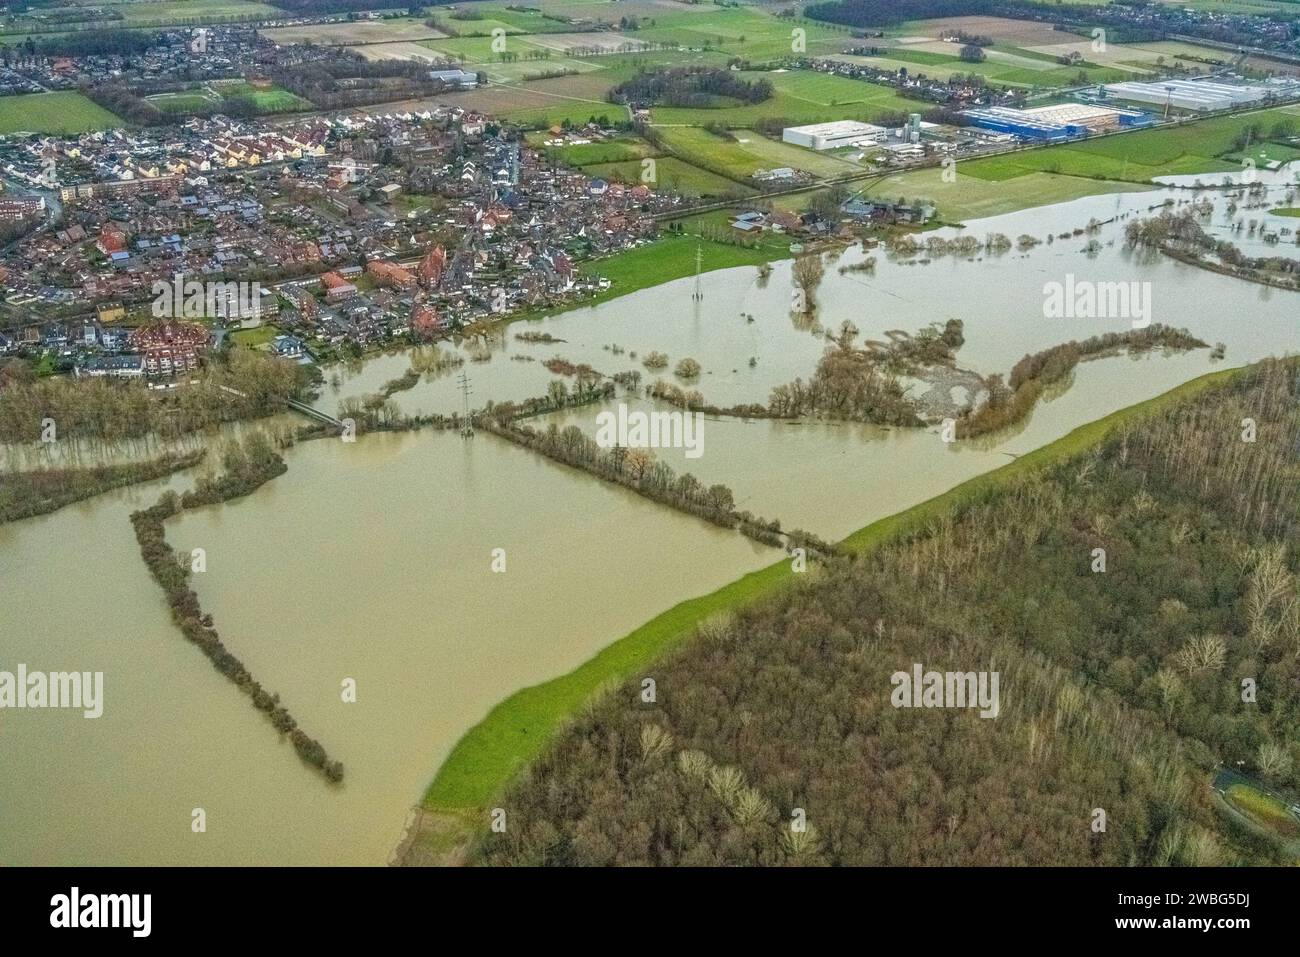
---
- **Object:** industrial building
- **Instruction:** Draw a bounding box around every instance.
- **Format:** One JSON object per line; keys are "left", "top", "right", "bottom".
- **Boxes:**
{"left": 962, "top": 103, "right": 1150, "bottom": 141}
{"left": 1017, "top": 103, "right": 1151, "bottom": 133}
{"left": 1102, "top": 78, "right": 1290, "bottom": 112}
{"left": 782, "top": 120, "right": 886, "bottom": 151}
{"left": 962, "top": 107, "right": 1087, "bottom": 142}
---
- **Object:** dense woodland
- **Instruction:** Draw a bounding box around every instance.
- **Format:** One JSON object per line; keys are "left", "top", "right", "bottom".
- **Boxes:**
{"left": 270, "top": 58, "right": 462, "bottom": 112}
{"left": 610, "top": 67, "right": 773, "bottom": 109}
{"left": 0, "top": 351, "right": 305, "bottom": 446}
{"left": 473, "top": 359, "right": 1300, "bottom": 865}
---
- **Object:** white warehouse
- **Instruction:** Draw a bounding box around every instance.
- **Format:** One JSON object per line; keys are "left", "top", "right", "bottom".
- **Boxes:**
{"left": 783, "top": 120, "right": 886, "bottom": 150}
{"left": 1103, "top": 78, "right": 1274, "bottom": 112}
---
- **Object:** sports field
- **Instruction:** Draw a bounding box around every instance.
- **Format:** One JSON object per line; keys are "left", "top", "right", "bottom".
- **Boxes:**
{"left": 147, "top": 81, "right": 311, "bottom": 115}
{"left": 148, "top": 90, "right": 221, "bottom": 113}
{"left": 212, "top": 80, "right": 313, "bottom": 112}
{"left": 0, "top": 91, "right": 122, "bottom": 134}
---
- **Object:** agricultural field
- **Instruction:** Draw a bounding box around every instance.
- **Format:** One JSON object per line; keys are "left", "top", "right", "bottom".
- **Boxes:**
{"left": 875, "top": 16, "right": 1236, "bottom": 87}
{"left": 111, "top": 0, "right": 279, "bottom": 22}
{"left": 840, "top": 48, "right": 1141, "bottom": 88}
{"left": 260, "top": 18, "right": 448, "bottom": 46}
{"left": 0, "top": 91, "right": 121, "bottom": 134}
{"left": 961, "top": 106, "right": 1300, "bottom": 184}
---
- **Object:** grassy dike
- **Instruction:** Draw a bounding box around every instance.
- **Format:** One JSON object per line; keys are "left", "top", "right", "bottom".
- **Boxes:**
{"left": 411, "top": 362, "right": 1245, "bottom": 855}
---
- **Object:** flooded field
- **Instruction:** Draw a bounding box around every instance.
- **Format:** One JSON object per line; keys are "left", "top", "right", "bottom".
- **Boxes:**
{"left": 3, "top": 170, "right": 1298, "bottom": 864}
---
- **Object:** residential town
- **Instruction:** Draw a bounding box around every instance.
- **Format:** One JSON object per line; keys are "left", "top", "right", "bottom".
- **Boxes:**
{"left": 0, "top": 106, "right": 675, "bottom": 375}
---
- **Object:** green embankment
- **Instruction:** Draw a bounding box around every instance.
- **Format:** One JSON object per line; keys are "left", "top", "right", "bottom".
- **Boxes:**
{"left": 423, "top": 363, "right": 1243, "bottom": 812}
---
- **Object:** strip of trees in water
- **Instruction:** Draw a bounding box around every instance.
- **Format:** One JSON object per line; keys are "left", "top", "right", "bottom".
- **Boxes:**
{"left": 1126, "top": 209, "right": 1300, "bottom": 292}
{"left": 129, "top": 433, "right": 344, "bottom": 785}
{"left": 470, "top": 359, "right": 1300, "bottom": 866}
{"left": 480, "top": 415, "right": 837, "bottom": 560}
{"left": 957, "top": 326, "right": 1207, "bottom": 439}
{"left": 0, "top": 449, "right": 204, "bottom": 525}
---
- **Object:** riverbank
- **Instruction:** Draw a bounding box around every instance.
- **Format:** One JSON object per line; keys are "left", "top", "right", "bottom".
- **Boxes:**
{"left": 400, "top": 361, "right": 1245, "bottom": 864}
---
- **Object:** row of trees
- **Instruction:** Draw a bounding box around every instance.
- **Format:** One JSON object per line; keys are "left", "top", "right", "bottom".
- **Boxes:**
{"left": 129, "top": 433, "right": 345, "bottom": 784}
{"left": 958, "top": 325, "right": 1207, "bottom": 439}
{"left": 0, "top": 449, "right": 203, "bottom": 525}
{"left": 1127, "top": 209, "right": 1300, "bottom": 288}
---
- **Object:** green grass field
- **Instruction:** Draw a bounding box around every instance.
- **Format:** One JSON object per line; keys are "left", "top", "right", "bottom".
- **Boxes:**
{"left": 212, "top": 80, "right": 313, "bottom": 112}
{"left": 0, "top": 91, "right": 122, "bottom": 134}
{"left": 1271, "top": 207, "right": 1300, "bottom": 218}
{"left": 578, "top": 230, "right": 788, "bottom": 297}
{"left": 533, "top": 134, "right": 659, "bottom": 166}
{"left": 1224, "top": 784, "right": 1300, "bottom": 839}
{"left": 115, "top": 0, "right": 279, "bottom": 22}
{"left": 655, "top": 126, "right": 860, "bottom": 180}
{"left": 586, "top": 155, "right": 747, "bottom": 197}
{"left": 650, "top": 69, "right": 916, "bottom": 127}
{"left": 3, "top": 0, "right": 280, "bottom": 32}
{"left": 422, "top": 363, "right": 1246, "bottom": 811}
{"left": 860, "top": 167, "right": 1153, "bottom": 222}
{"left": 148, "top": 91, "right": 220, "bottom": 113}
{"left": 229, "top": 323, "right": 281, "bottom": 348}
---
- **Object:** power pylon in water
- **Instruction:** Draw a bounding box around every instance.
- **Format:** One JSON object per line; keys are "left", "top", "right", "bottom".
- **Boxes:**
{"left": 458, "top": 371, "right": 474, "bottom": 438}
{"left": 692, "top": 243, "right": 703, "bottom": 301}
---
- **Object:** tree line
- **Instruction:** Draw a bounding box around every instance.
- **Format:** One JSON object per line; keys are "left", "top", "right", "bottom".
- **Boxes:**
{"left": 0, "top": 449, "right": 203, "bottom": 525}
{"left": 129, "top": 432, "right": 345, "bottom": 784}
{"left": 957, "top": 325, "right": 1208, "bottom": 439}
